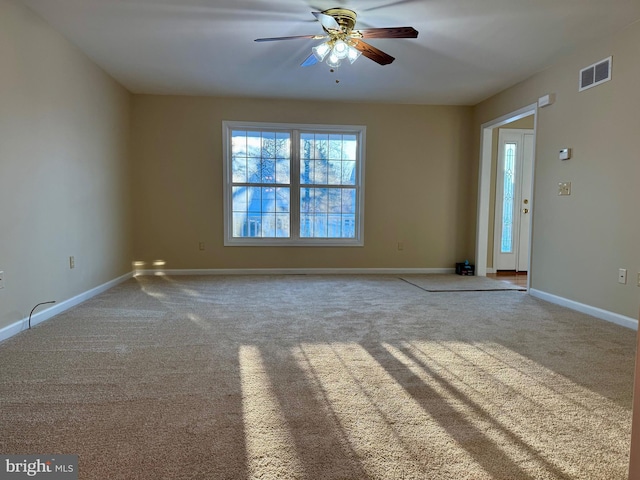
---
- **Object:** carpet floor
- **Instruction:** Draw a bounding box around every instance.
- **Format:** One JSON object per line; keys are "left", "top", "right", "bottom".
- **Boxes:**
{"left": 0, "top": 275, "right": 635, "bottom": 479}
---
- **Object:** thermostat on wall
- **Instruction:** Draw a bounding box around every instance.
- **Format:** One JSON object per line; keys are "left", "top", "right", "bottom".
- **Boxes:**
{"left": 559, "top": 148, "right": 571, "bottom": 160}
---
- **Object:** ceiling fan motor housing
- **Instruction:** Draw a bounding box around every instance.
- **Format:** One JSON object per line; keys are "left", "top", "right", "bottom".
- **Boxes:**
{"left": 322, "top": 8, "right": 357, "bottom": 34}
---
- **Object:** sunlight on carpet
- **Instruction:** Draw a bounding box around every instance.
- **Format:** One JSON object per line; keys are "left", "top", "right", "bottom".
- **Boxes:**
{"left": 240, "top": 345, "right": 305, "bottom": 478}
{"left": 238, "top": 340, "right": 631, "bottom": 479}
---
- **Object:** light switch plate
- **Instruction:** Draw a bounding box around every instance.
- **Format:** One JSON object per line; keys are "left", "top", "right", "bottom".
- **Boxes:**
{"left": 558, "top": 182, "right": 571, "bottom": 196}
{"left": 619, "top": 268, "right": 627, "bottom": 284}
{"left": 0, "top": 271, "right": 4, "bottom": 289}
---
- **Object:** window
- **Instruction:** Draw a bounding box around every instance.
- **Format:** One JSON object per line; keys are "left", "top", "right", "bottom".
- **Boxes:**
{"left": 223, "top": 121, "right": 365, "bottom": 246}
{"left": 501, "top": 142, "right": 516, "bottom": 254}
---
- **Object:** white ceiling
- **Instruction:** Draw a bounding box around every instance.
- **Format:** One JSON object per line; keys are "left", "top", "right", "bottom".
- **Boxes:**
{"left": 19, "top": 0, "right": 640, "bottom": 105}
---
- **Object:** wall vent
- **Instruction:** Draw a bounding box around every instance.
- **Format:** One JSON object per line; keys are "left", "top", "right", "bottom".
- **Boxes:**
{"left": 579, "top": 56, "right": 612, "bottom": 91}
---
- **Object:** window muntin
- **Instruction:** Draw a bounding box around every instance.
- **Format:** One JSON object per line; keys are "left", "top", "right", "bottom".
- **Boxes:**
{"left": 223, "top": 122, "right": 365, "bottom": 246}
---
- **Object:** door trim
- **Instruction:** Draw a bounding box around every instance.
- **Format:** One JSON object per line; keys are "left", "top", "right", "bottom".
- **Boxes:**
{"left": 475, "top": 104, "right": 537, "bottom": 291}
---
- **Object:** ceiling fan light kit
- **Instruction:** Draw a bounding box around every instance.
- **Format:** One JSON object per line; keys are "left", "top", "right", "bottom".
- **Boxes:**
{"left": 255, "top": 8, "right": 418, "bottom": 71}
{"left": 313, "top": 39, "right": 361, "bottom": 68}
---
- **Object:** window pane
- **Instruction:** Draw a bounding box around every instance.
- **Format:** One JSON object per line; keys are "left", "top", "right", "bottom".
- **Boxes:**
{"left": 247, "top": 187, "right": 261, "bottom": 213}
{"left": 328, "top": 189, "right": 342, "bottom": 213}
{"left": 342, "top": 188, "right": 356, "bottom": 214}
{"left": 314, "top": 188, "right": 328, "bottom": 213}
{"left": 342, "top": 134, "right": 357, "bottom": 160}
{"left": 262, "top": 159, "right": 275, "bottom": 183}
{"left": 501, "top": 143, "right": 516, "bottom": 253}
{"left": 276, "top": 158, "right": 290, "bottom": 184}
{"left": 314, "top": 214, "right": 328, "bottom": 237}
{"left": 328, "top": 214, "right": 342, "bottom": 238}
{"left": 314, "top": 134, "right": 329, "bottom": 160}
{"left": 261, "top": 131, "right": 276, "bottom": 158}
{"left": 313, "top": 160, "right": 328, "bottom": 184}
{"left": 247, "top": 157, "right": 261, "bottom": 183}
{"left": 300, "top": 158, "right": 314, "bottom": 184}
{"left": 327, "top": 160, "right": 341, "bottom": 185}
{"left": 300, "top": 188, "right": 313, "bottom": 213}
{"left": 343, "top": 215, "right": 355, "bottom": 238}
{"left": 232, "top": 156, "right": 246, "bottom": 183}
{"left": 233, "top": 212, "right": 247, "bottom": 237}
{"left": 246, "top": 131, "right": 261, "bottom": 157}
{"left": 262, "top": 187, "right": 275, "bottom": 213}
{"left": 301, "top": 133, "right": 314, "bottom": 160}
{"left": 276, "top": 213, "right": 290, "bottom": 238}
{"left": 275, "top": 132, "right": 290, "bottom": 158}
{"left": 276, "top": 188, "right": 290, "bottom": 213}
{"left": 300, "top": 214, "right": 313, "bottom": 237}
{"left": 247, "top": 213, "right": 261, "bottom": 237}
{"left": 341, "top": 161, "right": 356, "bottom": 185}
{"left": 231, "top": 131, "right": 247, "bottom": 157}
{"left": 232, "top": 186, "right": 247, "bottom": 212}
{"left": 328, "top": 134, "right": 343, "bottom": 160}
{"left": 261, "top": 213, "right": 275, "bottom": 237}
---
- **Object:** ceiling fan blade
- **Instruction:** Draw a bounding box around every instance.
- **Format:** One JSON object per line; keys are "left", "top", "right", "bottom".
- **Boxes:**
{"left": 362, "top": 0, "right": 424, "bottom": 13}
{"left": 350, "top": 39, "right": 395, "bottom": 65}
{"left": 354, "top": 27, "right": 418, "bottom": 39}
{"left": 312, "top": 11, "right": 340, "bottom": 31}
{"left": 301, "top": 53, "right": 319, "bottom": 67}
{"left": 254, "top": 34, "right": 326, "bottom": 42}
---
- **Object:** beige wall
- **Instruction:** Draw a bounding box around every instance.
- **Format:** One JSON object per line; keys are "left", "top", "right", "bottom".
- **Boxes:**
{"left": 473, "top": 21, "right": 640, "bottom": 319}
{"left": 131, "top": 96, "right": 474, "bottom": 270}
{"left": 0, "top": 0, "right": 132, "bottom": 332}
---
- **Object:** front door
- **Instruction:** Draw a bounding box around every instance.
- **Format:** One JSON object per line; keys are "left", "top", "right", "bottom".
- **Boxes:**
{"left": 494, "top": 129, "right": 534, "bottom": 272}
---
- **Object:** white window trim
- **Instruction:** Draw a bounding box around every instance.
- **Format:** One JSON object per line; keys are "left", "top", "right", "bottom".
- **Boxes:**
{"left": 222, "top": 121, "right": 366, "bottom": 247}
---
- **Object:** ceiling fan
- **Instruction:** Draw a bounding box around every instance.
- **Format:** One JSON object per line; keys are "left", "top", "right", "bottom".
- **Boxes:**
{"left": 254, "top": 8, "right": 418, "bottom": 68}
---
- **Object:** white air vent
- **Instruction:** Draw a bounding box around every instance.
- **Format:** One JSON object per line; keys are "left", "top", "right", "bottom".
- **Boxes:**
{"left": 579, "top": 56, "right": 612, "bottom": 91}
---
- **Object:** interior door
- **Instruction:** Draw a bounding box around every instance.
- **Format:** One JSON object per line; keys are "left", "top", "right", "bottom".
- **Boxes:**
{"left": 494, "top": 129, "right": 534, "bottom": 272}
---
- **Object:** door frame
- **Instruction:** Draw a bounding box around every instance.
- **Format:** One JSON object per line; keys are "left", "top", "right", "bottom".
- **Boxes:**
{"left": 475, "top": 103, "right": 538, "bottom": 290}
{"left": 493, "top": 128, "right": 534, "bottom": 273}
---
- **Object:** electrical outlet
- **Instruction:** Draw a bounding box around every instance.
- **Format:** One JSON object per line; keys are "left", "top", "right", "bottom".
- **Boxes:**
{"left": 199, "top": 242, "right": 205, "bottom": 251}
{"left": 618, "top": 268, "right": 627, "bottom": 284}
{"left": 637, "top": 272, "right": 640, "bottom": 287}
{"left": 69, "top": 256, "right": 75, "bottom": 269}
{"left": 0, "top": 271, "right": 4, "bottom": 289}
{"left": 558, "top": 182, "right": 571, "bottom": 196}
{"left": 397, "top": 242, "right": 404, "bottom": 251}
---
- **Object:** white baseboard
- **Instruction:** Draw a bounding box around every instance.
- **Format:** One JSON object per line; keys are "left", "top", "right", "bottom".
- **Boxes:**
{"left": 0, "top": 272, "right": 133, "bottom": 344}
{"left": 486, "top": 268, "right": 497, "bottom": 274}
{"left": 529, "top": 288, "right": 638, "bottom": 330}
{"left": 134, "top": 267, "right": 456, "bottom": 276}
